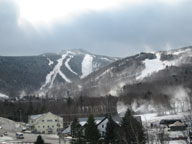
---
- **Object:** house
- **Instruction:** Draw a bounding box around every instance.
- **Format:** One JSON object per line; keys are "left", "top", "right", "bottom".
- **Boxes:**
{"left": 63, "top": 115, "right": 142, "bottom": 137}
{"left": 28, "top": 112, "right": 63, "bottom": 134}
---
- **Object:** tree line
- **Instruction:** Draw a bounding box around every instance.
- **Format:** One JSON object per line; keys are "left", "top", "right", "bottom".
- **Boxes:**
{"left": 0, "top": 95, "right": 117, "bottom": 123}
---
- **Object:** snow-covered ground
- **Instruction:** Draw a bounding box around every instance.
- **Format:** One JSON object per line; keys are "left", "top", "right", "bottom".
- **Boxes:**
{"left": 101, "top": 57, "right": 113, "bottom": 62}
{"left": 169, "top": 140, "right": 187, "bottom": 144}
{"left": 137, "top": 53, "right": 174, "bottom": 80}
{"left": 0, "top": 132, "right": 65, "bottom": 144}
{"left": 138, "top": 112, "right": 188, "bottom": 124}
{"left": 95, "top": 67, "right": 113, "bottom": 81}
{"left": 0, "top": 136, "right": 14, "bottom": 142}
{"left": 40, "top": 52, "right": 71, "bottom": 90}
{"left": 65, "top": 56, "right": 78, "bottom": 76}
{"left": 47, "top": 57, "right": 54, "bottom": 66}
{"left": 81, "top": 54, "right": 93, "bottom": 78}
{"left": 0, "top": 117, "right": 24, "bottom": 132}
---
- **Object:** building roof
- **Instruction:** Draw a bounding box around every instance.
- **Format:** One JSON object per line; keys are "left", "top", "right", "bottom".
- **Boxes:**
{"left": 29, "top": 114, "right": 43, "bottom": 120}
{"left": 63, "top": 115, "right": 121, "bottom": 134}
{"left": 78, "top": 116, "right": 105, "bottom": 126}
{"left": 29, "top": 112, "right": 62, "bottom": 120}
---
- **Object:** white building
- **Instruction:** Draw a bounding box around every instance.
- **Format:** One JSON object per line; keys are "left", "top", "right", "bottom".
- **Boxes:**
{"left": 29, "top": 112, "right": 63, "bottom": 134}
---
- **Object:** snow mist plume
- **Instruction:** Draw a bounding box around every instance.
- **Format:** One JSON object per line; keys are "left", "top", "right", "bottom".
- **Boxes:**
{"left": 117, "top": 100, "right": 157, "bottom": 116}
{"left": 164, "top": 86, "right": 191, "bottom": 112}
{"left": 19, "top": 90, "right": 27, "bottom": 99}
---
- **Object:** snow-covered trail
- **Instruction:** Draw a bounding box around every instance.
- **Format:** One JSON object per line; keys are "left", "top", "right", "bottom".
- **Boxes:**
{"left": 65, "top": 56, "right": 78, "bottom": 76}
{"left": 81, "top": 54, "right": 93, "bottom": 78}
{"left": 47, "top": 57, "right": 54, "bottom": 66}
{"left": 40, "top": 53, "right": 71, "bottom": 90}
{"left": 136, "top": 53, "right": 174, "bottom": 80}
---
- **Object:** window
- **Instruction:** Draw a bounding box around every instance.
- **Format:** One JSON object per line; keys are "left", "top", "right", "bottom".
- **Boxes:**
{"left": 52, "top": 125, "right": 54, "bottom": 128}
{"left": 43, "top": 126, "right": 45, "bottom": 128}
{"left": 42, "top": 120, "right": 44, "bottom": 122}
{"left": 102, "top": 125, "right": 104, "bottom": 128}
{"left": 102, "top": 131, "right": 105, "bottom": 136}
{"left": 55, "top": 120, "right": 58, "bottom": 122}
{"left": 47, "top": 120, "right": 52, "bottom": 122}
{"left": 48, "top": 125, "right": 49, "bottom": 128}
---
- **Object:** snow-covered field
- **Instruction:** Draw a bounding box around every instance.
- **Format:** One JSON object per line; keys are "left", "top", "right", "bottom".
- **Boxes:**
{"left": 40, "top": 52, "right": 71, "bottom": 90}
{"left": 136, "top": 53, "right": 174, "bottom": 80}
{"left": 0, "top": 117, "right": 24, "bottom": 132}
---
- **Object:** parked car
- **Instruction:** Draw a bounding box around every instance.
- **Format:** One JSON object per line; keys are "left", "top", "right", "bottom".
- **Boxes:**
{"left": 16, "top": 132, "right": 24, "bottom": 139}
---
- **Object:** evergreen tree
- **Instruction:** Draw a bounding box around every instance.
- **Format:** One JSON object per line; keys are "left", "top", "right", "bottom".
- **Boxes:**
{"left": 35, "top": 135, "right": 44, "bottom": 144}
{"left": 85, "top": 114, "right": 100, "bottom": 144}
{"left": 71, "top": 117, "right": 85, "bottom": 144}
{"left": 121, "top": 109, "right": 145, "bottom": 144}
{"left": 104, "top": 115, "right": 118, "bottom": 144}
{"left": 71, "top": 117, "right": 81, "bottom": 138}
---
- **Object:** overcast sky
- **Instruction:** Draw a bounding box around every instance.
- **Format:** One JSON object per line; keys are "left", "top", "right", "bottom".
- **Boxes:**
{"left": 0, "top": 0, "right": 192, "bottom": 57}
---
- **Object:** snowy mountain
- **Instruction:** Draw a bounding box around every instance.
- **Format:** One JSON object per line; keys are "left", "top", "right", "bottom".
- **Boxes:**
{"left": 48, "top": 46, "right": 192, "bottom": 100}
{"left": 0, "top": 49, "right": 118, "bottom": 98}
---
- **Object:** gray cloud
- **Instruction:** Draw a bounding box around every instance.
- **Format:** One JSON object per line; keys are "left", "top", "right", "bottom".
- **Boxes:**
{"left": 0, "top": 1, "right": 192, "bottom": 57}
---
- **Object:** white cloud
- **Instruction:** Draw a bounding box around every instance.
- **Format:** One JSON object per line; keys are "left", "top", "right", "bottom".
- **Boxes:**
{"left": 16, "top": 0, "right": 187, "bottom": 26}
{"left": 16, "top": 0, "right": 132, "bottom": 25}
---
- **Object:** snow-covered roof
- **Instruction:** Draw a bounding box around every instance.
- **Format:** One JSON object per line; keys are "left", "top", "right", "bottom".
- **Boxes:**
{"left": 78, "top": 116, "right": 105, "bottom": 126}
{"left": 63, "top": 126, "right": 71, "bottom": 134}
{"left": 29, "top": 114, "right": 43, "bottom": 120}
{"left": 29, "top": 112, "right": 62, "bottom": 121}
{"left": 78, "top": 117, "right": 105, "bottom": 122}
{"left": 79, "top": 121, "right": 87, "bottom": 126}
